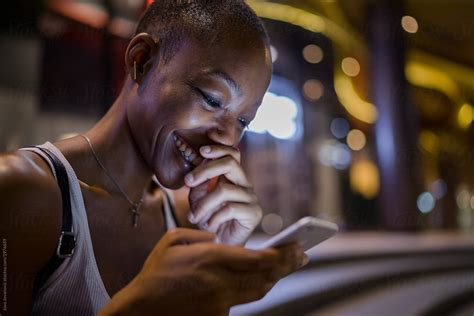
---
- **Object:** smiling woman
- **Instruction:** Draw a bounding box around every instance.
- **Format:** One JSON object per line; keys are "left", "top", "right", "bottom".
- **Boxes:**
{"left": 0, "top": 1, "right": 307, "bottom": 315}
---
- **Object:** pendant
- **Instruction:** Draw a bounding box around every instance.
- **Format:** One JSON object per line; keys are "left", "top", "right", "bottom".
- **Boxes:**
{"left": 130, "top": 205, "right": 141, "bottom": 227}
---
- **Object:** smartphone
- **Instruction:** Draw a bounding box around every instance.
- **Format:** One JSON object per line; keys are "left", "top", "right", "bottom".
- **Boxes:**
{"left": 255, "top": 216, "right": 338, "bottom": 251}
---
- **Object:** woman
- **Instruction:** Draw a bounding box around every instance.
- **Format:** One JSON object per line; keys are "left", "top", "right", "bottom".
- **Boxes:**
{"left": 0, "top": 1, "right": 307, "bottom": 315}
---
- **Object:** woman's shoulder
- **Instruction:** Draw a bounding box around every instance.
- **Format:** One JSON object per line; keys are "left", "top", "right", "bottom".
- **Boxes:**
{"left": 0, "top": 149, "right": 62, "bottom": 266}
{"left": 0, "top": 150, "right": 61, "bottom": 201}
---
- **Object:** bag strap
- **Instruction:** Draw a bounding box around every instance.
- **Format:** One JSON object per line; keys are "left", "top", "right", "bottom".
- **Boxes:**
{"left": 32, "top": 146, "right": 76, "bottom": 298}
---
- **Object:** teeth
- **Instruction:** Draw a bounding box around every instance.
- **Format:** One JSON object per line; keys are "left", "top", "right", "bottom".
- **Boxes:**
{"left": 174, "top": 134, "right": 199, "bottom": 165}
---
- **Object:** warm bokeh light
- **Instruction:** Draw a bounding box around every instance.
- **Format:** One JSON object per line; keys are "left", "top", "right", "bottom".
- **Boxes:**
{"left": 419, "top": 130, "right": 440, "bottom": 154}
{"left": 261, "top": 213, "right": 284, "bottom": 235}
{"left": 341, "top": 57, "right": 361, "bottom": 77}
{"left": 334, "top": 75, "right": 378, "bottom": 124}
{"left": 350, "top": 159, "right": 380, "bottom": 199}
{"left": 457, "top": 103, "right": 473, "bottom": 129}
{"left": 303, "top": 79, "right": 324, "bottom": 101}
{"left": 401, "top": 15, "right": 419, "bottom": 33}
{"left": 302, "top": 44, "right": 324, "bottom": 64}
{"left": 347, "top": 129, "right": 366, "bottom": 151}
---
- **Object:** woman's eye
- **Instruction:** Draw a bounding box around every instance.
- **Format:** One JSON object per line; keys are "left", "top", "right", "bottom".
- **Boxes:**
{"left": 199, "top": 90, "right": 221, "bottom": 108}
{"left": 238, "top": 117, "right": 250, "bottom": 129}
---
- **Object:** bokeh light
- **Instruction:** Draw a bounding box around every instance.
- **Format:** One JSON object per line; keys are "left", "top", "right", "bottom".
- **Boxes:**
{"left": 319, "top": 140, "right": 352, "bottom": 170}
{"left": 401, "top": 15, "right": 419, "bottom": 33}
{"left": 330, "top": 118, "right": 350, "bottom": 139}
{"left": 302, "top": 44, "right": 324, "bottom": 64}
{"left": 417, "top": 192, "right": 435, "bottom": 213}
{"left": 261, "top": 213, "right": 284, "bottom": 235}
{"left": 341, "top": 57, "right": 360, "bottom": 77}
{"left": 248, "top": 92, "right": 298, "bottom": 139}
{"left": 303, "top": 79, "right": 324, "bottom": 101}
{"left": 347, "top": 129, "right": 366, "bottom": 151}
{"left": 457, "top": 103, "right": 473, "bottom": 129}
{"left": 430, "top": 179, "right": 447, "bottom": 200}
{"left": 350, "top": 159, "right": 380, "bottom": 199}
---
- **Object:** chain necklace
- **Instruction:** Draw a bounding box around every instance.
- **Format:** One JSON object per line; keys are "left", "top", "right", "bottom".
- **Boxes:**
{"left": 80, "top": 134, "right": 144, "bottom": 227}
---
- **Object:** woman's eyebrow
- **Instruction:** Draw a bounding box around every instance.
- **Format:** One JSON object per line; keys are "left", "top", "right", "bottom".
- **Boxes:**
{"left": 206, "top": 70, "right": 242, "bottom": 96}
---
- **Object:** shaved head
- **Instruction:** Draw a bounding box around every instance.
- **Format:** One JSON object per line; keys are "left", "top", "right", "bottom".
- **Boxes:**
{"left": 135, "top": 0, "right": 269, "bottom": 63}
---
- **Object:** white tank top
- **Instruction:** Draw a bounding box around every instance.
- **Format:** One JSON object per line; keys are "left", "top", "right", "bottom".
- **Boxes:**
{"left": 20, "top": 142, "right": 177, "bottom": 315}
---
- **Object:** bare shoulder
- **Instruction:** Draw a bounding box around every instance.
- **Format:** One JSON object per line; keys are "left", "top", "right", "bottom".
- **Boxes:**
{"left": 0, "top": 150, "right": 62, "bottom": 272}
{"left": 0, "top": 150, "right": 61, "bottom": 216}
{"left": 0, "top": 150, "right": 63, "bottom": 314}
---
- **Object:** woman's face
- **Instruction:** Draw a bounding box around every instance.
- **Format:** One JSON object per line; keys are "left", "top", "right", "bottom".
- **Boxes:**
{"left": 127, "top": 35, "right": 272, "bottom": 189}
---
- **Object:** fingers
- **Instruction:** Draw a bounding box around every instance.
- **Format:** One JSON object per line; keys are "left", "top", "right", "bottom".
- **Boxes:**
{"left": 272, "top": 243, "right": 308, "bottom": 276}
{"left": 163, "top": 228, "right": 216, "bottom": 246}
{"left": 199, "top": 145, "right": 241, "bottom": 163}
{"left": 207, "top": 203, "right": 261, "bottom": 233}
{"left": 208, "top": 245, "right": 281, "bottom": 272}
{"left": 185, "top": 156, "right": 250, "bottom": 188}
{"left": 190, "top": 182, "right": 258, "bottom": 224}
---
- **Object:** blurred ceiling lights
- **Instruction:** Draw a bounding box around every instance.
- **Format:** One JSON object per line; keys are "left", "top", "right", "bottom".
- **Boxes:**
{"left": 248, "top": 1, "right": 473, "bottom": 128}
{"left": 247, "top": 0, "right": 376, "bottom": 124}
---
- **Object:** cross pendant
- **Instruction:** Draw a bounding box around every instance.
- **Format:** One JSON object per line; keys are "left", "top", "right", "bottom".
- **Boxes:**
{"left": 130, "top": 205, "right": 141, "bottom": 227}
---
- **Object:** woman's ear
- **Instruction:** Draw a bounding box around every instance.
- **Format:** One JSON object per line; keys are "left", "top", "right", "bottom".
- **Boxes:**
{"left": 125, "top": 33, "right": 159, "bottom": 84}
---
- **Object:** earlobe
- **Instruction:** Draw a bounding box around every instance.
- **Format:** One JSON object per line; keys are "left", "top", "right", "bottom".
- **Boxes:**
{"left": 125, "top": 33, "right": 159, "bottom": 84}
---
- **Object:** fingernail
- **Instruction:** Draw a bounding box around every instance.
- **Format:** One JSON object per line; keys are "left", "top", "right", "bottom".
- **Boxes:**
{"left": 185, "top": 173, "right": 194, "bottom": 184}
{"left": 301, "top": 255, "right": 309, "bottom": 267}
{"left": 201, "top": 146, "right": 211, "bottom": 154}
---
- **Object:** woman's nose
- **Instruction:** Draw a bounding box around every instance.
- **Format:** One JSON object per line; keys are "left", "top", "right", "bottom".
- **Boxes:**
{"left": 207, "top": 124, "right": 240, "bottom": 147}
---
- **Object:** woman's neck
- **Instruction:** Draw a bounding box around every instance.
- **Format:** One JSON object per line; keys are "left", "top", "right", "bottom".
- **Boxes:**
{"left": 55, "top": 87, "right": 153, "bottom": 204}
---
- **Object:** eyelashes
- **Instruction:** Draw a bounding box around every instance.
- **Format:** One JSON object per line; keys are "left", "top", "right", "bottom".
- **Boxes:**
{"left": 196, "top": 88, "right": 222, "bottom": 108}
{"left": 194, "top": 86, "right": 250, "bottom": 129}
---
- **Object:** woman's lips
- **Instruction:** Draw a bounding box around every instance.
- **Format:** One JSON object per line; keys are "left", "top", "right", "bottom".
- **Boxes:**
{"left": 173, "top": 133, "right": 204, "bottom": 167}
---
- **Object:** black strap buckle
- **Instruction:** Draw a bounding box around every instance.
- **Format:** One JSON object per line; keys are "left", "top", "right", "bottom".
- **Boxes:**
{"left": 56, "top": 231, "right": 76, "bottom": 258}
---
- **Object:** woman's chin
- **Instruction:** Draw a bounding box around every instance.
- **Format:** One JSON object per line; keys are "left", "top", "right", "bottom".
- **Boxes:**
{"left": 154, "top": 172, "right": 186, "bottom": 190}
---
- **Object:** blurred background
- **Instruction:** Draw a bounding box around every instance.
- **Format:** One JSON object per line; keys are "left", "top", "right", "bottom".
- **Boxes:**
{"left": 1, "top": 0, "right": 474, "bottom": 315}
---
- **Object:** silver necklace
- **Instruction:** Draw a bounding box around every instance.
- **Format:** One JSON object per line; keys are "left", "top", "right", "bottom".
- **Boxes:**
{"left": 80, "top": 134, "right": 144, "bottom": 227}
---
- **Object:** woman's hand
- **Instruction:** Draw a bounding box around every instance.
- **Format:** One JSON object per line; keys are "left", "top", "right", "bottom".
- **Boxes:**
{"left": 98, "top": 228, "right": 308, "bottom": 316}
{"left": 185, "top": 145, "right": 262, "bottom": 245}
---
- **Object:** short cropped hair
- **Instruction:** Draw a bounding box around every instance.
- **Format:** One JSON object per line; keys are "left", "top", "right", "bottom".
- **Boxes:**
{"left": 135, "top": 0, "right": 269, "bottom": 63}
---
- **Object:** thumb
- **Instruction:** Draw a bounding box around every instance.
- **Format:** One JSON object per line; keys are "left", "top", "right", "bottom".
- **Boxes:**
{"left": 164, "top": 228, "right": 216, "bottom": 246}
